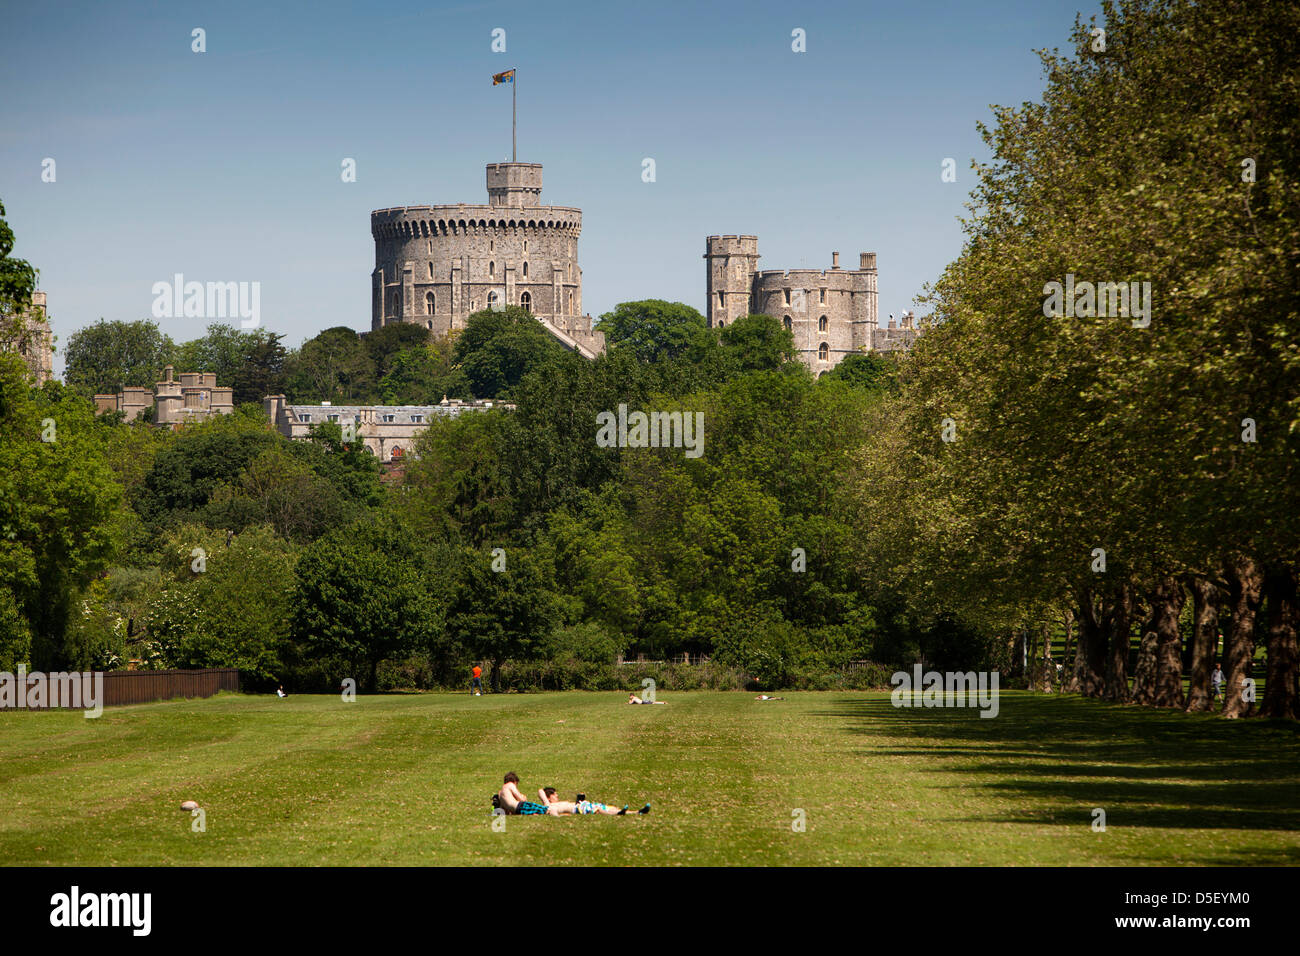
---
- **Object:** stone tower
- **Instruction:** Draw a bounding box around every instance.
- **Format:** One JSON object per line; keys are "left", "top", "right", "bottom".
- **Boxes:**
{"left": 704, "top": 236, "right": 760, "bottom": 327}
{"left": 706, "top": 238, "right": 882, "bottom": 375}
{"left": 370, "top": 162, "right": 603, "bottom": 359}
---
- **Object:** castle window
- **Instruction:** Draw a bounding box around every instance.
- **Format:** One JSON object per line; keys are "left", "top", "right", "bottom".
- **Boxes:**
{"left": 719, "top": 292, "right": 726, "bottom": 309}
{"left": 382, "top": 414, "right": 395, "bottom": 423}
{"left": 523, "top": 261, "right": 528, "bottom": 277}
{"left": 327, "top": 414, "right": 340, "bottom": 423}
{"left": 410, "top": 415, "right": 424, "bottom": 424}
{"left": 520, "top": 291, "right": 532, "bottom": 313}
{"left": 488, "top": 290, "right": 499, "bottom": 309}
{"left": 783, "top": 316, "right": 792, "bottom": 331}
{"left": 490, "top": 240, "right": 494, "bottom": 252}
{"left": 489, "top": 261, "right": 495, "bottom": 277}
{"left": 784, "top": 289, "right": 791, "bottom": 305}
{"left": 426, "top": 292, "right": 435, "bottom": 315}
{"left": 568, "top": 291, "right": 573, "bottom": 312}
{"left": 818, "top": 315, "right": 828, "bottom": 332}
{"left": 818, "top": 342, "right": 829, "bottom": 361}
{"left": 819, "top": 288, "right": 826, "bottom": 304}
{"left": 523, "top": 240, "right": 528, "bottom": 253}
{"left": 429, "top": 262, "right": 435, "bottom": 279}
{"left": 428, "top": 240, "right": 432, "bottom": 254}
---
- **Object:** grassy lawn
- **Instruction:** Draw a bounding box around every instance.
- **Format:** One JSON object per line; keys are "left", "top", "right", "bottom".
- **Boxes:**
{"left": 1, "top": 690, "right": 1297, "bottom": 866}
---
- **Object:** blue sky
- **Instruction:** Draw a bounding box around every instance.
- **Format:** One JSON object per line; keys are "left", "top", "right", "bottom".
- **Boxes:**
{"left": 0, "top": 0, "right": 1103, "bottom": 374}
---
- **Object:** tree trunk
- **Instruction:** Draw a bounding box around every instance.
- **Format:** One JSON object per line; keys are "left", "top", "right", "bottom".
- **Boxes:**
{"left": 1260, "top": 564, "right": 1300, "bottom": 720}
{"left": 1102, "top": 584, "right": 1133, "bottom": 702}
{"left": 1130, "top": 628, "right": 1159, "bottom": 705}
{"left": 1222, "top": 553, "right": 1263, "bottom": 719}
{"left": 1149, "top": 576, "right": 1186, "bottom": 708}
{"left": 1040, "top": 623, "right": 1054, "bottom": 692}
{"left": 1068, "top": 589, "right": 1106, "bottom": 696}
{"left": 1184, "top": 575, "right": 1219, "bottom": 713}
{"left": 490, "top": 657, "right": 502, "bottom": 694}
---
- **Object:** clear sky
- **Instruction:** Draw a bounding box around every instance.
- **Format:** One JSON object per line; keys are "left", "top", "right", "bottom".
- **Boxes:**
{"left": 0, "top": 0, "right": 1103, "bottom": 375}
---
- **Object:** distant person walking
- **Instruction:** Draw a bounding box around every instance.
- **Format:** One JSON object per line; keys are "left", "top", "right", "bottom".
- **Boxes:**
{"left": 470, "top": 665, "right": 484, "bottom": 696}
{"left": 1211, "top": 662, "right": 1225, "bottom": 705}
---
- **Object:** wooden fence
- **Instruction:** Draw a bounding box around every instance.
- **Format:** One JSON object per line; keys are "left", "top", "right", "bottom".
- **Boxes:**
{"left": 1, "top": 668, "right": 239, "bottom": 710}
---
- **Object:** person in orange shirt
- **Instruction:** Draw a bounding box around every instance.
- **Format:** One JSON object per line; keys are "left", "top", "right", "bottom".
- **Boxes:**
{"left": 471, "top": 665, "right": 484, "bottom": 696}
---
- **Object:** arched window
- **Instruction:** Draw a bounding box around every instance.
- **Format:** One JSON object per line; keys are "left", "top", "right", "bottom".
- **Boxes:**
{"left": 429, "top": 262, "right": 435, "bottom": 279}
{"left": 520, "top": 291, "right": 532, "bottom": 313}
{"left": 489, "top": 261, "right": 495, "bottom": 277}
{"left": 818, "top": 315, "right": 828, "bottom": 332}
{"left": 522, "top": 261, "right": 528, "bottom": 277}
{"left": 818, "top": 342, "right": 829, "bottom": 361}
{"left": 487, "top": 290, "right": 499, "bottom": 310}
{"left": 783, "top": 316, "right": 792, "bottom": 331}
{"left": 426, "top": 320, "right": 433, "bottom": 330}
{"left": 426, "top": 292, "right": 435, "bottom": 315}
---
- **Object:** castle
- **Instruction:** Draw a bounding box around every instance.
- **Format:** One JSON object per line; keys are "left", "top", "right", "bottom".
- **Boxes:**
{"left": 371, "top": 162, "right": 604, "bottom": 359}
{"left": 95, "top": 365, "right": 234, "bottom": 427}
{"left": 705, "top": 238, "right": 918, "bottom": 374}
{"left": 372, "top": 160, "right": 922, "bottom": 375}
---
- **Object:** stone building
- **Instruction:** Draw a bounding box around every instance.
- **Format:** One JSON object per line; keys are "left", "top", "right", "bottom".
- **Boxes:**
{"left": 1, "top": 290, "right": 53, "bottom": 385}
{"left": 263, "top": 394, "right": 514, "bottom": 463}
{"left": 704, "top": 237, "right": 919, "bottom": 375}
{"left": 371, "top": 162, "right": 604, "bottom": 359}
{"left": 94, "top": 365, "right": 234, "bottom": 426}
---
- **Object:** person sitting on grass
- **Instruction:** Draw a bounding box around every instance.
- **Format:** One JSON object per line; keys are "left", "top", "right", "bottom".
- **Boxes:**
{"left": 497, "top": 772, "right": 549, "bottom": 816}
{"left": 539, "top": 786, "right": 650, "bottom": 816}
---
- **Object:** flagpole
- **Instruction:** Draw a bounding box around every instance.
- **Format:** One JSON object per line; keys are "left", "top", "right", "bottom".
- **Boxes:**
{"left": 512, "top": 72, "right": 517, "bottom": 162}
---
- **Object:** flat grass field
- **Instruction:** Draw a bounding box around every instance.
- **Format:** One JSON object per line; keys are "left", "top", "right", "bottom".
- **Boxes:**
{"left": 2, "top": 690, "right": 1297, "bottom": 866}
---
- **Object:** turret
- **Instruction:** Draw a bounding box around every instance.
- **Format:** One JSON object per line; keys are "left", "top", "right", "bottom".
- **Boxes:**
{"left": 704, "top": 235, "right": 760, "bottom": 327}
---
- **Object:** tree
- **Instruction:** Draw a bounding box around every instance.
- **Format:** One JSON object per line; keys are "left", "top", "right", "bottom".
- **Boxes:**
{"left": 0, "top": 354, "right": 126, "bottom": 668}
{"left": 446, "top": 547, "right": 559, "bottom": 690}
{"left": 63, "top": 319, "right": 175, "bottom": 394}
{"left": 284, "top": 326, "right": 376, "bottom": 403}
{"left": 134, "top": 413, "right": 279, "bottom": 529}
{"left": 291, "top": 516, "right": 441, "bottom": 691}
{"left": 596, "top": 300, "right": 709, "bottom": 364}
{"left": 0, "top": 199, "right": 39, "bottom": 357}
{"left": 453, "top": 306, "right": 566, "bottom": 399}
{"left": 148, "top": 524, "right": 297, "bottom": 683}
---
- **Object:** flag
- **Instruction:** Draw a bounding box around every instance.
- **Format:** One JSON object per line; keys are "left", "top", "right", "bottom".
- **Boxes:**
{"left": 493, "top": 69, "right": 515, "bottom": 85}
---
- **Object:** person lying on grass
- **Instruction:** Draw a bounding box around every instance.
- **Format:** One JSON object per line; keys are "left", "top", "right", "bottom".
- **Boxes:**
{"left": 628, "top": 693, "right": 665, "bottom": 704}
{"left": 538, "top": 786, "right": 650, "bottom": 816}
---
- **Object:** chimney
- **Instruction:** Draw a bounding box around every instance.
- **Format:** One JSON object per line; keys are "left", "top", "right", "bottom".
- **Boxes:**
{"left": 831, "top": 251, "right": 840, "bottom": 270}
{"left": 860, "top": 252, "right": 876, "bottom": 270}
{"left": 163, "top": 364, "right": 174, "bottom": 383}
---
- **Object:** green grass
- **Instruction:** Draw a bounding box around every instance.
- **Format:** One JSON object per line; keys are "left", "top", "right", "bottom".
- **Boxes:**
{"left": 2, "top": 690, "right": 1297, "bottom": 866}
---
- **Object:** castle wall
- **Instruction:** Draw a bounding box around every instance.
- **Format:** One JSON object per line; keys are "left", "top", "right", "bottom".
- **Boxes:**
{"left": 706, "top": 239, "right": 881, "bottom": 375}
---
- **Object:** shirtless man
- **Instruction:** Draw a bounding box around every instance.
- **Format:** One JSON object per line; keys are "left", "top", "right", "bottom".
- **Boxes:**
{"left": 496, "top": 771, "right": 550, "bottom": 815}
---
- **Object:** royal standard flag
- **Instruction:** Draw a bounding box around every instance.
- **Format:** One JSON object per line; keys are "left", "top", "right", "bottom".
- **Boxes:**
{"left": 493, "top": 69, "right": 515, "bottom": 85}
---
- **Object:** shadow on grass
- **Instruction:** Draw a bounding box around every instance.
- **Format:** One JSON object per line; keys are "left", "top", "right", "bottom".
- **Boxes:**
{"left": 813, "top": 694, "right": 1300, "bottom": 842}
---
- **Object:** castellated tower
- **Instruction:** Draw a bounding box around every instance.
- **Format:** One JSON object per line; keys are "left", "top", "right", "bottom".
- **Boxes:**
{"left": 706, "top": 237, "right": 880, "bottom": 375}
{"left": 704, "top": 236, "right": 760, "bottom": 327}
{"left": 370, "top": 162, "right": 603, "bottom": 358}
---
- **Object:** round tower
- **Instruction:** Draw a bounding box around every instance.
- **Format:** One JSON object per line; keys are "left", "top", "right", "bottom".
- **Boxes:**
{"left": 704, "top": 236, "right": 759, "bottom": 327}
{"left": 370, "top": 161, "right": 601, "bottom": 356}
